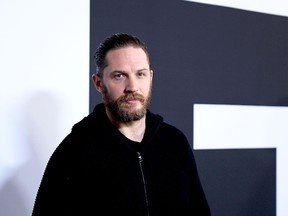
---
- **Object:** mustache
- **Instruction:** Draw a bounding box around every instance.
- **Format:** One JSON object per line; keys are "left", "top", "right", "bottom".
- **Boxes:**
{"left": 118, "top": 93, "right": 145, "bottom": 103}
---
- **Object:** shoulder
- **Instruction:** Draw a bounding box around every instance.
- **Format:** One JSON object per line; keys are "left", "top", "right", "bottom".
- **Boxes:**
{"left": 146, "top": 110, "right": 189, "bottom": 147}
{"left": 48, "top": 105, "right": 105, "bottom": 160}
{"left": 152, "top": 121, "right": 192, "bottom": 157}
{"left": 159, "top": 122, "right": 188, "bottom": 141}
{"left": 71, "top": 103, "right": 108, "bottom": 137}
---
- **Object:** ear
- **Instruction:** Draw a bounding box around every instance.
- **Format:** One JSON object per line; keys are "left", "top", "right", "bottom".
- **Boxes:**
{"left": 92, "top": 73, "right": 104, "bottom": 93}
{"left": 150, "top": 70, "right": 153, "bottom": 81}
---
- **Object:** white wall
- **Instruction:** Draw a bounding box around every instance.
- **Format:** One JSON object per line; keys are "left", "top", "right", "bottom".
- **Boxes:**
{"left": 0, "top": 1, "right": 89, "bottom": 215}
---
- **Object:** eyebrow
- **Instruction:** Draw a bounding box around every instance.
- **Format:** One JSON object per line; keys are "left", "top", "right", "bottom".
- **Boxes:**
{"left": 137, "top": 68, "right": 149, "bottom": 72}
{"left": 111, "top": 68, "right": 149, "bottom": 74}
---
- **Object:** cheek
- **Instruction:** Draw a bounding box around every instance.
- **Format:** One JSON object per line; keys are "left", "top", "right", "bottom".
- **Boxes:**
{"left": 144, "top": 81, "right": 153, "bottom": 94}
{"left": 104, "top": 84, "right": 124, "bottom": 99}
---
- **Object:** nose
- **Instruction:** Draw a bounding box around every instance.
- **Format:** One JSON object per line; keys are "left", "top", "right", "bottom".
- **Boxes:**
{"left": 125, "top": 76, "right": 138, "bottom": 93}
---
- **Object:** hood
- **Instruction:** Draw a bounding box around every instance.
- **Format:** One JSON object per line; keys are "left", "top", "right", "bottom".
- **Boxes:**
{"left": 71, "top": 103, "right": 164, "bottom": 145}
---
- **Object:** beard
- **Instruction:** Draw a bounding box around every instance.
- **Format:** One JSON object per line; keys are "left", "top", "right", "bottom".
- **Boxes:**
{"left": 102, "top": 85, "right": 152, "bottom": 123}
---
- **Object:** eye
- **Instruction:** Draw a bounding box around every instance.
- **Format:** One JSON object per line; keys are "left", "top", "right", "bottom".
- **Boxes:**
{"left": 113, "top": 72, "right": 125, "bottom": 80}
{"left": 137, "top": 71, "right": 146, "bottom": 78}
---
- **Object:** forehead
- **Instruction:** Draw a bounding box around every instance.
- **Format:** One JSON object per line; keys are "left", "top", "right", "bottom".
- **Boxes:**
{"left": 105, "top": 46, "right": 149, "bottom": 68}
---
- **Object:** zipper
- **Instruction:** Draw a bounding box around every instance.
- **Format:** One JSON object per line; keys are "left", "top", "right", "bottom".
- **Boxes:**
{"left": 137, "top": 152, "right": 150, "bottom": 216}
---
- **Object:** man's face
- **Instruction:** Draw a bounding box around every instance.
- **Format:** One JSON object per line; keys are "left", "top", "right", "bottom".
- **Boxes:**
{"left": 95, "top": 46, "right": 153, "bottom": 122}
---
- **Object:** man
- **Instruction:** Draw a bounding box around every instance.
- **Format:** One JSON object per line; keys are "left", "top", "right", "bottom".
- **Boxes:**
{"left": 32, "top": 33, "right": 210, "bottom": 215}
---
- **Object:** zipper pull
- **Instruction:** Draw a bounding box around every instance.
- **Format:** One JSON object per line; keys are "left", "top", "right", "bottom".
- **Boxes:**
{"left": 137, "top": 152, "right": 143, "bottom": 162}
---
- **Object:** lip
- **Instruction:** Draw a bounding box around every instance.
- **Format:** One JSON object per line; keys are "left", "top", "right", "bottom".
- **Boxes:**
{"left": 126, "top": 99, "right": 138, "bottom": 104}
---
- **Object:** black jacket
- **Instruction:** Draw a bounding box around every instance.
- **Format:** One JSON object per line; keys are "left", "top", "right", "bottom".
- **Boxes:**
{"left": 32, "top": 103, "right": 210, "bottom": 215}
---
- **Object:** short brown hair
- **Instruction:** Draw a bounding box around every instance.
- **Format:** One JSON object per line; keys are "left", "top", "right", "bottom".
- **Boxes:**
{"left": 94, "top": 33, "right": 150, "bottom": 76}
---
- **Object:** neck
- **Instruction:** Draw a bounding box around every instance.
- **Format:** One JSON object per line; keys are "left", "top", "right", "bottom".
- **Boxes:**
{"left": 106, "top": 109, "right": 146, "bottom": 142}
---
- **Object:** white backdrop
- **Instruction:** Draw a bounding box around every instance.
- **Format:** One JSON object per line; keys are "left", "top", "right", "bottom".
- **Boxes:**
{"left": 0, "top": 1, "right": 89, "bottom": 215}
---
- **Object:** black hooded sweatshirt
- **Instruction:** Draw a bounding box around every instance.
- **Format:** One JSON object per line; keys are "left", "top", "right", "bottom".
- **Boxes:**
{"left": 32, "top": 103, "right": 210, "bottom": 216}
